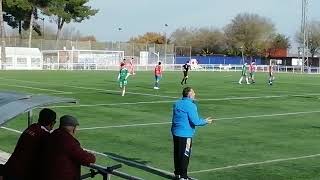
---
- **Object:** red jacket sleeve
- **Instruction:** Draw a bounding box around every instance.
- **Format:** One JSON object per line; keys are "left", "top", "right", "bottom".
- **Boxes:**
{"left": 67, "top": 139, "right": 96, "bottom": 166}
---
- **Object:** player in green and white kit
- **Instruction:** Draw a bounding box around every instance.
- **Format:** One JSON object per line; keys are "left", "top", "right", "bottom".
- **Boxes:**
{"left": 118, "top": 62, "right": 130, "bottom": 96}
{"left": 238, "top": 63, "right": 250, "bottom": 84}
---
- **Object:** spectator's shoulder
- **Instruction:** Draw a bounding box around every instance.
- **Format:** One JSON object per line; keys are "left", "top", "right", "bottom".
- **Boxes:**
{"left": 24, "top": 123, "right": 41, "bottom": 136}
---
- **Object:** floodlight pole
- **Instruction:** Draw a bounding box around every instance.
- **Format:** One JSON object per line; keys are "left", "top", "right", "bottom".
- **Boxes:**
{"left": 164, "top": 24, "right": 168, "bottom": 64}
{"left": 301, "top": 0, "right": 308, "bottom": 73}
{"left": 117, "top": 28, "right": 122, "bottom": 51}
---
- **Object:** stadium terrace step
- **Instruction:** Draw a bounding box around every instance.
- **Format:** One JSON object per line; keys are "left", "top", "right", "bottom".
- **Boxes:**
{"left": 0, "top": 150, "right": 10, "bottom": 164}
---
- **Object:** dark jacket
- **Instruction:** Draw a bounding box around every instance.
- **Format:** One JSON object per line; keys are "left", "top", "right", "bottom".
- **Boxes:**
{"left": 44, "top": 128, "right": 96, "bottom": 180}
{"left": 4, "top": 123, "right": 50, "bottom": 180}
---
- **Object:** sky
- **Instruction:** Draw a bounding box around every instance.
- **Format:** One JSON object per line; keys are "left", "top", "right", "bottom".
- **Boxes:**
{"left": 71, "top": 0, "right": 320, "bottom": 49}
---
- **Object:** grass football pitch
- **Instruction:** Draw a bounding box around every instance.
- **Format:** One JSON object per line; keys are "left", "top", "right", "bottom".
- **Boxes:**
{"left": 1, "top": 70, "right": 320, "bottom": 180}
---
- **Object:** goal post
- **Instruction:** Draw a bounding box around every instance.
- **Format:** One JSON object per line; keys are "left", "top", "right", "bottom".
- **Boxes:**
{"left": 42, "top": 50, "right": 124, "bottom": 70}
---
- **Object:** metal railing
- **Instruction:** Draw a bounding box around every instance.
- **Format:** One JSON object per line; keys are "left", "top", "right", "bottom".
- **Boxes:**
{"left": 15, "top": 63, "right": 319, "bottom": 74}
{"left": 81, "top": 164, "right": 143, "bottom": 180}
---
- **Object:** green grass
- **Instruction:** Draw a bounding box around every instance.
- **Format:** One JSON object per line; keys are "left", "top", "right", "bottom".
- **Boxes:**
{"left": 1, "top": 70, "right": 320, "bottom": 179}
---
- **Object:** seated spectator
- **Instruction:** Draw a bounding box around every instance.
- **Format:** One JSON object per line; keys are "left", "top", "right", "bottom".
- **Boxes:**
{"left": 44, "top": 115, "right": 96, "bottom": 180}
{"left": 4, "top": 108, "right": 57, "bottom": 180}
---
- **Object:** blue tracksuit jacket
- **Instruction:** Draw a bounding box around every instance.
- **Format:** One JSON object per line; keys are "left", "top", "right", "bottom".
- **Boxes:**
{"left": 171, "top": 97, "right": 208, "bottom": 138}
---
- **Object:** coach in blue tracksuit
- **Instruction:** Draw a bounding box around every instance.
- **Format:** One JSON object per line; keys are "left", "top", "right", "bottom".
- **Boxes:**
{"left": 171, "top": 87, "right": 213, "bottom": 180}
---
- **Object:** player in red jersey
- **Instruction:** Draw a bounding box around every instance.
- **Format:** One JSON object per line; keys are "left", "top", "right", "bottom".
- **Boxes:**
{"left": 129, "top": 58, "right": 135, "bottom": 75}
{"left": 154, "top": 62, "right": 163, "bottom": 89}
{"left": 249, "top": 62, "right": 256, "bottom": 84}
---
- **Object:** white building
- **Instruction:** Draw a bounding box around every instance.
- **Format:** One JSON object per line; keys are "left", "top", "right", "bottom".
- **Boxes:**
{"left": 0, "top": 47, "right": 42, "bottom": 70}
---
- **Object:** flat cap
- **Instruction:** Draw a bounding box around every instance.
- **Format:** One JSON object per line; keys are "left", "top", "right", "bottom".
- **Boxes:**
{"left": 60, "top": 115, "right": 79, "bottom": 127}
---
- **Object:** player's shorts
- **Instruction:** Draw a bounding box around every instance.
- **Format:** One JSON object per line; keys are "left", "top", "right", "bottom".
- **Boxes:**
{"left": 241, "top": 72, "right": 247, "bottom": 76}
{"left": 119, "top": 79, "right": 128, "bottom": 88}
{"left": 250, "top": 72, "right": 255, "bottom": 78}
{"left": 155, "top": 75, "right": 161, "bottom": 82}
{"left": 269, "top": 72, "right": 273, "bottom": 77}
{"left": 183, "top": 71, "right": 188, "bottom": 77}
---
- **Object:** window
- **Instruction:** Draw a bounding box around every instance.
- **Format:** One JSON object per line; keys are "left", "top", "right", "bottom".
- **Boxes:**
{"left": 17, "top": 58, "right": 27, "bottom": 64}
{"left": 31, "top": 58, "right": 41, "bottom": 67}
{"left": 5, "top": 57, "right": 13, "bottom": 67}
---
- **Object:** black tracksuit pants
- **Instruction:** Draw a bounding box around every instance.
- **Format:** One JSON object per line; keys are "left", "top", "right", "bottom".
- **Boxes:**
{"left": 173, "top": 135, "right": 192, "bottom": 179}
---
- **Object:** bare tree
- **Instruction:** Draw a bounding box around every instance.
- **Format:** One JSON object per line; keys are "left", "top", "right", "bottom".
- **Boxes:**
{"left": 224, "top": 13, "right": 275, "bottom": 57}
{"left": 171, "top": 27, "right": 225, "bottom": 55}
{"left": 296, "top": 21, "right": 320, "bottom": 57}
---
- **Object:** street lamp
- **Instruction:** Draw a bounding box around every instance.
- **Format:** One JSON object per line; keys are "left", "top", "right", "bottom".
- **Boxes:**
{"left": 164, "top": 24, "right": 168, "bottom": 64}
{"left": 117, "top": 27, "right": 122, "bottom": 51}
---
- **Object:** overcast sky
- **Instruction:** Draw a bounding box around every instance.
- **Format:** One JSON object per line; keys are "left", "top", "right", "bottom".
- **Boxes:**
{"left": 71, "top": 0, "right": 320, "bottom": 48}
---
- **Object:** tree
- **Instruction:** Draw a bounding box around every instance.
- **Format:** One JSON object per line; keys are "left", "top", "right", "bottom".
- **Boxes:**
{"left": 171, "top": 27, "right": 226, "bottom": 55}
{"left": 296, "top": 21, "right": 320, "bottom": 57}
{"left": 46, "top": 0, "right": 98, "bottom": 41}
{"left": 129, "top": 32, "right": 167, "bottom": 44}
{"left": 265, "top": 33, "right": 291, "bottom": 57}
{"left": 191, "top": 27, "right": 225, "bottom": 55}
{"left": 224, "top": 13, "right": 275, "bottom": 57}
{"left": 3, "top": 0, "right": 42, "bottom": 39}
{"left": 170, "top": 27, "right": 194, "bottom": 46}
{"left": 27, "top": 0, "right": 51, "bottom": 47}
{"left": 270, "top": 34, "right": 291, "bottom": 49}
{"left": 4, "top": 0, "right": 50, "bottom": 47}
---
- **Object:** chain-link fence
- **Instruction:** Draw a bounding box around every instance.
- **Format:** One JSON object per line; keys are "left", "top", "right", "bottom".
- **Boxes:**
{"left": 2, "top": 38, "right": 176, "bottom": 65}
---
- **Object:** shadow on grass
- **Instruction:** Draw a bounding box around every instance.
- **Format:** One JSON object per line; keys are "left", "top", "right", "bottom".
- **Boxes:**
{"left": 103, "top": 152, "right": 175, "bottom": 179}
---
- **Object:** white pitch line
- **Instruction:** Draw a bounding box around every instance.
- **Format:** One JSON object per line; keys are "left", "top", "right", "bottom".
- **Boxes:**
{"left": 216, "top": 110, "right": 320, "bottom": 121}
{"left": 2, "top": 126, "right": 320, "bottom": 175}
{"left": 0, "top": 126, "right": 23, "bottom": 134}
{"left": 79, "top": 122, "right": 172, "bottom": 130}
{"left": 188, "top": 153, "right": 320, "bottom": 174}
{"left": 77, "top": 110, "right": 320, "bottom": 131}
{"left": 1, "top": 77, "right": 320, "bottom": 100}
{"left": 50, "top": 100, "right": 175, "bottom": 108}
{"left": 201, "top": 93, "right": 320, "bottom": 101}
{"left": 0, "top": 83, "right": 70, "bottom": 93}
{"left": 0, "top": 77, "right": 178, "bottom": 99}
{"left": 47, "top": 92, "right": 320, "bottom": 108}
{"left": 60, "top": 84, "right": 178, "bottom": 99}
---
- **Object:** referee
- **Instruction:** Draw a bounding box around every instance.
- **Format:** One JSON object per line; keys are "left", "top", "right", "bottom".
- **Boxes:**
{"left": 181, "top": 62, "right": 191, "bottom": 85}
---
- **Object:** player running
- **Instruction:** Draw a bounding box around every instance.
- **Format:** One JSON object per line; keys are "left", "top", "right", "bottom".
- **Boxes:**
{"left": 118, "top": 62, "right": 130, "bottom": 96}
{"left": 238, "top": 63, "right": 250, "bottom": 84}
{"left": 181, "top": 61, "right": 191, "bottom": 85}
{"left": 268, "top": 63, "right": 275, "bottom": 85}
{"left": 154, "top": 62, "right": 162, "bottom": 89}
{"left": 249, "top": 62, "right": 256, "bottom": 84}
